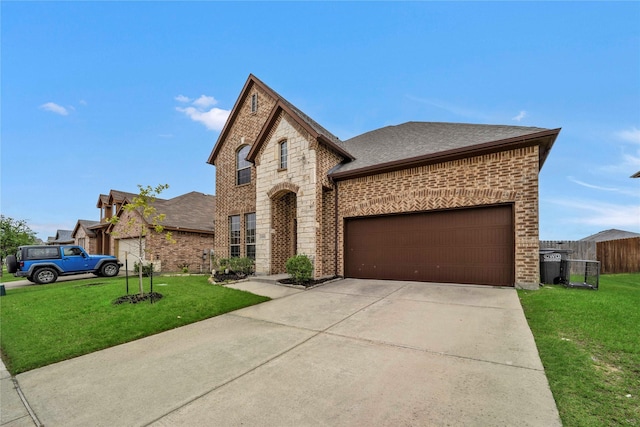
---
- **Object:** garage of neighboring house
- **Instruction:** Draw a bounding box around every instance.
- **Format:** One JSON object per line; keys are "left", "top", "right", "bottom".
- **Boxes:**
{"left": 344, "top": 205, "right": 514, "bottom": 286}
{"left": 116, "top": 237, "right": 145, "bottom": 271}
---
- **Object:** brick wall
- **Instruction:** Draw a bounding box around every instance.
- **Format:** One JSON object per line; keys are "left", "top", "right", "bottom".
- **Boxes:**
{"left": 213, "top": 83, "right": 276, "bottom": 261}
{"left": 109, "top": 208, "right": 214, "bottom": 273}
{"left": 336, "top": 146, "right": 541, "bottom": 288}
{"left": 314, "top": 143, "right": 344, "bottom": 277}
{"left": 74, "top": 227, "right": 97, "bottom": 254}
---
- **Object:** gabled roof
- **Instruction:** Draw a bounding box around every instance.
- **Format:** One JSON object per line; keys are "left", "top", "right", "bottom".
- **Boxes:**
{"left": 109, "top": 191, "right": 216, "bottom": 234}
{"left": 108, "top": 190, "right": 140, "bottom": 205}
{"left": 97, "top": 190, "right": 140, "bottom": 208}
{"left": 207, "top": 74, "right": 350, "bottom": 165}
{"left": 154, "top": 192, "right": 216, "bottom": 232}
{"left": 247, "top": 99, "right": 354, "bottom": 163}
{"left": 330, "top": 122, "right": 560, "bottom": 180}
{"left": 580, "top": 229, "right": 640, "bottom": 242}
{"left": 48, "top": 229, "right": 74, "bottom": 244}
{"left": 72, "top": 219, "right": 100, "bottom": 238}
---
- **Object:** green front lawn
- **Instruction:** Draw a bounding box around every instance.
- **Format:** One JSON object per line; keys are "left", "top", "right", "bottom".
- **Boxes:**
{"left": 519, "top": 273, "right": 639, "bottom": 426}
{"left": 1, "top": 265, "right": 23, "bottom": 283}
{"left": 0, "top": 275, "right": 269, "bottom": 374}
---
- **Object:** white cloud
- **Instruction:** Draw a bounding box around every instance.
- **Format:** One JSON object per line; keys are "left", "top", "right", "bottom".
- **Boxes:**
{"left": 192, "top": 95, "right": 217, "bottom": 109}
{"left": 548, "top": 198, "right": 640, "bottom": 228}
{"left": 176, "top": 106, "right": 230, "bottom": 131}
{"left": 175, "top": 94, "right": 229, "bottom": 131}
{"left": 617, "top": 127, "right": 640, "bottom": 144}
{"left": 512, "top": 111, "right": 527, "bottom": 122}
{"left": 79, "top": 100, "right": 88, "bottom": 106}
{"left": 405, "top": 95, "right": 491, "bottom": 120}
{"left": 567, "top": 176, "right": 640, "bottom": 197}
{"left": 39, "top": 102, "right": 69, "bottom": 116}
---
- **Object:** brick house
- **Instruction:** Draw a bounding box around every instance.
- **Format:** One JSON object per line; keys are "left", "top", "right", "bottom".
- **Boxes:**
{"left": 208, "top": 75, "right": 560, "bottom": 289}
{"left": 71, "top": 219, "right": 100, "bottom": 253}
{"left": 46, "top": 229, "right": 74, "bottom": 245}
{"left": 94, "top": 190, "right": 216, "bottom": 273}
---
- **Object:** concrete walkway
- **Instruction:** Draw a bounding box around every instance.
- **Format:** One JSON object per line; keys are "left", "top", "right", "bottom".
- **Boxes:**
{"left": 2, "top": 279, "right": 560, "bottom": 426}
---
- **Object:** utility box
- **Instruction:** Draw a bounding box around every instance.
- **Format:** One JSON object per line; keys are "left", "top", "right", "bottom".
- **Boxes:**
{"left": 539, "top": 249, "right": 572, "bottom": 285}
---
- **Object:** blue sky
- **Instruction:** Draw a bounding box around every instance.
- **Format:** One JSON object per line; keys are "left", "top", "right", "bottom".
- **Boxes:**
{"left": 1, "top": 1, "right": 639, "bottom": 242}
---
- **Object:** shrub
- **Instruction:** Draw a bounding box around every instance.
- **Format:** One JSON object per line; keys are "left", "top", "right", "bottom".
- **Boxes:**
{"left": 285, "top": 254, "right": 313, "bottom": 284}
{"left": 177, "top": 262, "right": 190, "bottom": 273}
{"left": 229, "top": 257, "right": 254, "bottom": 275}
{"left": 133, "top": 261, "right": 153, "bottom": 277}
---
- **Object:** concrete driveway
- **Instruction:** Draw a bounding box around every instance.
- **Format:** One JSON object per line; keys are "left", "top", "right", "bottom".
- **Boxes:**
{"left": 9, "top": 279, "right": 560, "bottom": 426}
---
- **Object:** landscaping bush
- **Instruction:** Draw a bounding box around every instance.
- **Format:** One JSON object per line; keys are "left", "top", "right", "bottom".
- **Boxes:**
{"left": 285, "top": 254, "right": 313, "bottom": 284}
{"left": 229, "top": 257, "right": 254, "bottom": 275}
{"left": 134, "top": 261, "right": 153, "bottom": 277}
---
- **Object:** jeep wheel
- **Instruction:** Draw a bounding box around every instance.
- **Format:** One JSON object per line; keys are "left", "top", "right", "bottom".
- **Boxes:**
{"left": 101, "top": 263, "right": 120, "bottom": 277}
{"left": 27, "top": 276, "right": 35, "bottom": 283}
{"left": 6, "top": 255, "right": 17, "bottom": 274}
{"left": 33, "top": 268, "right": 58, "bottom": 284}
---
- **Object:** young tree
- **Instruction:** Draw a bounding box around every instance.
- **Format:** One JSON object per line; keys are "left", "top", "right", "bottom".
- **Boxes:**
{"left": 1, "top": 215, "right": 37, "bottom": 270}
{"left": 107, "top": 184, "right": 175, "bottom": 296}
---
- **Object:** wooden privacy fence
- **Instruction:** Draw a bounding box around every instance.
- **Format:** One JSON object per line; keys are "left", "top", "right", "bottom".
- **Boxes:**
{"left": 540, "top": 238, "right": 640, "bottom": 274}
{"left": 597, "top": 237, "right": 640, "bottom": 274}
{"left": 539, "top": 241, "right": 596, "bottom": 261}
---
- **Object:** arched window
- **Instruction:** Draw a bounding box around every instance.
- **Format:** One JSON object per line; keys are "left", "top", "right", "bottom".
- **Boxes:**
{"left": 236, "top": 145, "right": 251, "bottom": 185}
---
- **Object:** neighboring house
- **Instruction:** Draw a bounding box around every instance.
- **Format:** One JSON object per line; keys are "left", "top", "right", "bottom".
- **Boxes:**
{"left": 106, "top": 190, "right": 216, "bottom": 273}
{"left": 71, "top": 219, "right": 100, "bottom": 253}
{"left": 580, "top": 229, "right": 640, "bottom": 242}
{"left": 207, "top": 74, "right": 561, "bottom": 289}
{"left": 88, "top": 190, "right": 139, "bottom": 255}
{"left": 46, "top": 229, "right": 74, "bottom": 245}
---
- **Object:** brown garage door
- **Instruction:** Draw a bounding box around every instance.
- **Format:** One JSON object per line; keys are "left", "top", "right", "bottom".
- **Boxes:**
{"left": 344, "top": 205, "right": 514, "bottom": 286}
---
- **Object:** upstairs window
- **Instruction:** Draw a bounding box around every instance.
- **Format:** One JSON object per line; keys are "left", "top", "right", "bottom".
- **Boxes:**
{"left": 279, "top": 140, "right": 288, "bottom": 170}
{"left": 251, "top": 93, "right": 258, "bottom": 113}
{"left": 236, "top": 145, "right": 251, "bottom": 185}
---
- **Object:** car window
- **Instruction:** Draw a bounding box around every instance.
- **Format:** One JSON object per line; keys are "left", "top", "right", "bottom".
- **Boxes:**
{"left": 26, "top": 247, "right": 60, "bottom": 259}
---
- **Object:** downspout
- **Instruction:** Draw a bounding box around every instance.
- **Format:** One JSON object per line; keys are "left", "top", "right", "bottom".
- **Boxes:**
{"left": 334, "top": 180, "right": 339, "bottom": 277}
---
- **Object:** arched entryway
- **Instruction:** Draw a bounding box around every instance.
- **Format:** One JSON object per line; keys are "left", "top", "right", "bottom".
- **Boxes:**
{"left": 270, "top": 188, "right": 298, "bottom": 274}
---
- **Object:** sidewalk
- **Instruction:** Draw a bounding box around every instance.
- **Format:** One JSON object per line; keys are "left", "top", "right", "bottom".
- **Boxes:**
{"left": 1, "top": 358, "right": 39, "bottom": 426}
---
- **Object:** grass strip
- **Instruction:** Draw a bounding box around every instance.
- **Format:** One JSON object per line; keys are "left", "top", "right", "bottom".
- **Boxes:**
{"left": 519, "top": 273, "right": 639, "bottom": 426}
{"left": 0, "top": 275, "right": 269, "bottom": 374}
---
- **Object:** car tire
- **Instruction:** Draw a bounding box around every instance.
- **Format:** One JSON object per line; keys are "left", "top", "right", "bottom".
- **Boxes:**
{"left": 6, "top": 255, "right": 17, "bottom": 274}
{"left": 100, "top": 263, "right": 120, "bottom": 277}
{"left": 33, "top": 268, "right": 58, "bottom": 284}
{"left": 27, "top": 276, "right": 35, "bottom": 283}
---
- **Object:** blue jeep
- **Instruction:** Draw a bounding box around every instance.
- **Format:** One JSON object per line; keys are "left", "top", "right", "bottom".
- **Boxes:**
{"left": 5, "top": 245, "right": 123, "bottom": 284}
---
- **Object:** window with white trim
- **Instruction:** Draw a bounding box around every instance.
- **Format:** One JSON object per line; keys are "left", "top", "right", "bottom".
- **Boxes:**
{"left": 229, "top": 215, "right": 240, "bottom": 258}
{"left": 279, "top": 140, "right": 288, "bottom": 170}
{"left": 245, "top": 213, "right": 256, "bottom": 260}
{"left": 236, "top": 145, "right": 251, "bottom": 185}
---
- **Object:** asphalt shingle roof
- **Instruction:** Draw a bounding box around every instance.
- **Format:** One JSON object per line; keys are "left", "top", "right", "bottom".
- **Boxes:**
{"left": 153, "top": 192, "right": 215, "bottom": 232}
{"left": 580, "top": 229, "right": 640, "bottom": 242}
{"left": 334, "top": 122, "right": 551, "bottom": 174}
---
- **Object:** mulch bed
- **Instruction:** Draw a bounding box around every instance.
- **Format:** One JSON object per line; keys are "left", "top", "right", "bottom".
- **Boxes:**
{"left": 213, "top": 272, "right": 250, "bottom": 282}
{"left": 278, "top": 276, "right": 340, "bottom": 288}
{"left": 113, "top": 292, "right": 164, "bottom": 305}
